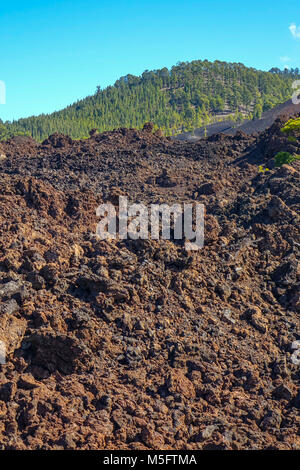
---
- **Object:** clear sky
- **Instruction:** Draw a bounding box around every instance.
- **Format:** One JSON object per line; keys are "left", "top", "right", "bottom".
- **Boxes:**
{"left": 0, "top": 0, "right": 300, "bottom": 121}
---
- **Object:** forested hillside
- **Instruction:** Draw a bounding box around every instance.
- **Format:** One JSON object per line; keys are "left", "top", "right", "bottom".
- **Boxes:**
{"left": 1, "top": 60, "right": 299, "bottom": 140}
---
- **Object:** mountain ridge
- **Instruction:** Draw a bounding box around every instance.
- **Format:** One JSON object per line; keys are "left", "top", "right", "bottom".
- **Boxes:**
{"left": 1, "top": 60, "right": 299, "bottom": 141}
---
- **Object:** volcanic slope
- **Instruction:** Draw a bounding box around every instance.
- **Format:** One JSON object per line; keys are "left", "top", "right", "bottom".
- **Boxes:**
{"left": 0, "top": 119, "right": 299, "bottom": 450}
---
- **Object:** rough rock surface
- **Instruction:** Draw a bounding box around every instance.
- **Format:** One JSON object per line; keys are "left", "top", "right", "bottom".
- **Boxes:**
{"left": 0, "top": 116, "right": 299, "bottom": 450}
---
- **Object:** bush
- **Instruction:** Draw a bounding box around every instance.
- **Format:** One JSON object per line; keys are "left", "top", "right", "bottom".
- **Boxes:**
{"left": 281, "top": 117, "right": 300, "bottom": 135}
{"left": 274, "top": 151, "right": 300, "bottom": 166}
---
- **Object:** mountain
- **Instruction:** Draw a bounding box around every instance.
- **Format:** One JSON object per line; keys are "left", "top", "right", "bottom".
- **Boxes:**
{"left": 1, "top": 60, "right": 299, "bottom": 141}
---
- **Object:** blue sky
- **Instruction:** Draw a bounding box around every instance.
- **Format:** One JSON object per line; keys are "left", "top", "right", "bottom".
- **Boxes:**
{"left": 0, "top": 0, "right": 300, "bottom": 121}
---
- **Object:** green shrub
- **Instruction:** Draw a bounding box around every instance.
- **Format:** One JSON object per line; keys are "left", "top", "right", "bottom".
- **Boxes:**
{"left": 274, "top": 151, "right": 300, "bottom": 166}
{"left": 281, "top": 117, "right": 300, "bottom": 135}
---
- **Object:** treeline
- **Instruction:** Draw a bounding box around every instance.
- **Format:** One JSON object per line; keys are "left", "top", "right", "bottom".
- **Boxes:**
{"left": 269, "top": 67, "right": 300, "bottom": 76}
{"left": 1, "top": 60, "right": 299, "bottom": 140}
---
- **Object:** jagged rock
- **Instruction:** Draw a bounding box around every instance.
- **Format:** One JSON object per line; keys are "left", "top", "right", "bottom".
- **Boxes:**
{"left": 0, "top": 281, "right": 21, "bottom": 299}
{"left": 0, "top": 382, "right": 16, "bottom": 401}
{"left": 155, "top": 169, "right": 177, "bottom": 187}
{"left": 197, "top": 181, "right": 219, "bottom": 195}
{"left": 142, "top": 122, "right": 155, "bottom": 133}
{"left": 42, "top": 133, "right": 73, "bottom": 148}
{"left": 26, "top": 330, "right": 93, "bottom": 374}
{"left": 17, "top": 374, "right": 41, "bottom": 390}
{"left": 272, "top": 258, "right": 299, "bottom": 286}
{"left": 243, "top": 306, "right": 268, "bottom": 333}
{"left": 273, "top": 384, "right": 293, "bottom": 401}
{"left": 26, "top": 273, "right": 45, "bottom": 290}
{"left": 0, "top": 299, "right": 19, "bottom": 315}
{"left": 267, "top": 195, "right": 296, "bottom": 221}
{"left": 89, "top": 128, "right": 99, "bottom": 137}
{"left": 0, "top": 314, "right": 26, "bottom": 355}
{"left": 260, "top": 410, "right": 282, "bottom": 430}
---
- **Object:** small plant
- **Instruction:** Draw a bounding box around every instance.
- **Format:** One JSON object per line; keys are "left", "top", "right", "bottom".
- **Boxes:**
{"left": 281, "top": 117, "right": 300, "bottom": 136}
{"left": 258, "top": 165, "right": 270, "bottom": 173}
{"left": 274, "top": 151, "right": 300, "bottom": 166}
{"left": 273, "top": 118, "right": 300, "bottom": 166}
